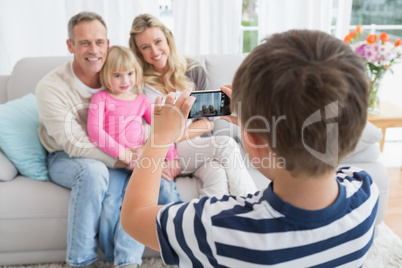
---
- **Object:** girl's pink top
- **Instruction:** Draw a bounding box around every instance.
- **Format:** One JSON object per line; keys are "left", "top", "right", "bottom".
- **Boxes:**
{"left": 87, "top": 90, "right": 177, "bottom": 160}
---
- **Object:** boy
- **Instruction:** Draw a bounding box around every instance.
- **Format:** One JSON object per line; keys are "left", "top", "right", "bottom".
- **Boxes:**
{"left": 121, "top": 29, "right": 379, "bottom": 267}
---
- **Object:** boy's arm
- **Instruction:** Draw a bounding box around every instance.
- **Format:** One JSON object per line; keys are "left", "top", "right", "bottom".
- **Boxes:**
{"left": 142, "top": 95, "right": 180, "bottom": 180}
{"left": 121, "top": 89, "right": 195, "bottom": 251}
{"left": 121, "top": 141, "right": 168, "bottom": 250}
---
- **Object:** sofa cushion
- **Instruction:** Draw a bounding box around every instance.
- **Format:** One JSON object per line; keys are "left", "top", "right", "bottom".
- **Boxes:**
{"left": 7, "top": 56, "right": 71, "bottom": 101}
{"left": 354, "top": 121, "right": 383, "bottom": 154}
{"left": 0, "top": 94, "right": 49, "bottom": 181}
{"left": 0, "top": 176, "right": 69, "bottom": 253}
{"left": 341, "top": 143, "right": 381, "bottom": 164}
{"left": 202, "top": 54, "right": 246, "bottom": 89}
{"left": 0, "top": 149, "right": 18, "bottom": 181}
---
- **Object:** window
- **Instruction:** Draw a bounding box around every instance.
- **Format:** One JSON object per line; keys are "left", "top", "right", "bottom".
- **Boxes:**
{"left": 351, "top": 0, "right": 402, "bottom": 39}
{"left": 159, "top": 0, "right": 173, "bottom": 30}
{"left": 241, "top": 0, "right": 402, "bottom": 53}
{"left": 158, "top": 0, "right": 402, "bottom": 54}
{"left": 241, "top": 0, "right": 259, "bottom": 53}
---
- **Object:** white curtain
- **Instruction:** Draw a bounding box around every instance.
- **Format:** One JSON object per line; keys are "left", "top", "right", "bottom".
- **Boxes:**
{"left": 173, "top": 0, "right": 242, "bottom": 55}
{"left": 258, "top": 0, "right": 334, "bottom": 42}
{"left": 334, "top": 0, "right": 353, "bottom": 39}
{"left": 0, "top": 0, "right": 159, "bottom": 75}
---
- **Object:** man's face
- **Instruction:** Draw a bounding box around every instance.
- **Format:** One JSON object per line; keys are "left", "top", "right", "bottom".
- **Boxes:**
{"left": 67, "top": 20, "right": 109, "bottom": 78}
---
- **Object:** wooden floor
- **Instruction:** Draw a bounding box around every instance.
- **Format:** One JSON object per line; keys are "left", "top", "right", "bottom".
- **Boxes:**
{"left": 384, "top": 167, "right": 402, "bottom": 238}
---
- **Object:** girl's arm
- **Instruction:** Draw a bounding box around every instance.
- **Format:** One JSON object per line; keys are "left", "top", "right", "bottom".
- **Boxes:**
{"left": 87, "top": 93, "right": 126, "bottom": 160}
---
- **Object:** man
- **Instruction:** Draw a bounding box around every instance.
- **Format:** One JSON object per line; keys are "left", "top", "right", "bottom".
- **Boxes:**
{"left": 36, "top": 12, "right": 144, "bottom": 268}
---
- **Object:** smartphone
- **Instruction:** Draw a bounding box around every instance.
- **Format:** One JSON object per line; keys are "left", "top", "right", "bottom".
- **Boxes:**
{"left": 188, "top": 90, "right": 231, "bottom": 118}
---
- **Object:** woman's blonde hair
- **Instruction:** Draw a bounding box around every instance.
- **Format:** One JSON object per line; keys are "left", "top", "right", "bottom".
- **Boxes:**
{"left": 100, "top": 45, "right": 143, "bottom": 93}
{"left": 129, "top": 13, "right": 196, "bottom": 94}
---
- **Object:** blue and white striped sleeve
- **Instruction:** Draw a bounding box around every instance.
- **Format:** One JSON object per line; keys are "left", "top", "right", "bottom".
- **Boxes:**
{"left": 156, "top": 197, "right": 219, "bottom": 267}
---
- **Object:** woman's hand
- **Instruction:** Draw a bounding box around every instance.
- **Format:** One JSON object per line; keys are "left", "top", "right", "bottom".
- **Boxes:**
{"left": 220, "top": 84, "right": 239, "bottom": 126}
{"left": 161, "top": 159, "right": 182, "bottom": 181}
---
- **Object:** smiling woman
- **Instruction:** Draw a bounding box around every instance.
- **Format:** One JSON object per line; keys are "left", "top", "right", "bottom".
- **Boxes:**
{"left": 128, "top": 13, "right": 257, "bottom": 198}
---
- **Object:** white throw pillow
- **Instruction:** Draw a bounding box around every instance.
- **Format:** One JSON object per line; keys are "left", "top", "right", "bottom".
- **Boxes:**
{"left": 354, "top": 121, "right": 383, "bottom": 154}
{"left": 0, "top": 149, "right": 18, "bottom": 181}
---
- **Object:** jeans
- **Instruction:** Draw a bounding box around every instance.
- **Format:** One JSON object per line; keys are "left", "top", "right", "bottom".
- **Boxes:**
{"left": 47, "top": 151, "right": 180, "bottom": 267}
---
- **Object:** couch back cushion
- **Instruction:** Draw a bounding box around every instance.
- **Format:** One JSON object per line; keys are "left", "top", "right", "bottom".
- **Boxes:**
{"left": 6, "top": 55, "right": 246, "bottom": 101}
{"left": 202, "top": 54, "right": 246, "bottom": 89}
{"left": 7, "top": 56, "right": 71, "bottom": 101}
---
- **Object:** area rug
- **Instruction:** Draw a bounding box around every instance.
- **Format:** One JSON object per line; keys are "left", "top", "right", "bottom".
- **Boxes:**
{"left": 2, "top": 222, "right": 401, "bottom": 268}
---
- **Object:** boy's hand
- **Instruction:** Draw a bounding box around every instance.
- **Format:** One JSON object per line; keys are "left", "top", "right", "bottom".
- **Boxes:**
{"left": 220, "top": 84, "right": 239, "bottom": 126}
{"left": 152, "top": 89, "right": 195, "bottom": 147}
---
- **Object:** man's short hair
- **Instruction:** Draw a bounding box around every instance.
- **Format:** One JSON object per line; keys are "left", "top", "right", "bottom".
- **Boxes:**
{"left": 232, "top": 29, "right": 368, "bottom": 176}
{"left": 68, "top": 11, "right": 107, "bottom": 43}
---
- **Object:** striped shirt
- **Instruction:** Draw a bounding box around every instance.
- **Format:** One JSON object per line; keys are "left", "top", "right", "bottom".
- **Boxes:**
{"left": 156, "top": 167, "right": 379, "bottom": 267}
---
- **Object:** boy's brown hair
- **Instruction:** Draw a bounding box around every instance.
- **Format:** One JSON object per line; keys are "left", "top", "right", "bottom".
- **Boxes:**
{"left": 232, "top": 30, "right": 368, "bottom": 176}
{"left": 100, "top": 46, "right": 143, "bottom": 93}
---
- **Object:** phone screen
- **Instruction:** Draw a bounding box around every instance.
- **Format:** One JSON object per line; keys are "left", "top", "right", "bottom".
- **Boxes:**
{"left": 188, "top": 90, "right": 231, "bottom": 118}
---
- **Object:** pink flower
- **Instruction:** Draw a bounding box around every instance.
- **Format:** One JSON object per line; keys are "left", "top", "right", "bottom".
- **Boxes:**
{"left": 364, "top": 45, "right": 377, "bottom": 63}
{"left": 345, "top": 26, "right": 401, "bottom": 84}
{"left": 355, "top": 44, "right": 367, "bottom": 57}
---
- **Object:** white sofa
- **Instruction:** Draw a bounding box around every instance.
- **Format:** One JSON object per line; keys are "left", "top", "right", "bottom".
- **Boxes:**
{"left": 0, "top": 55, "right": 389, "bottom": 265}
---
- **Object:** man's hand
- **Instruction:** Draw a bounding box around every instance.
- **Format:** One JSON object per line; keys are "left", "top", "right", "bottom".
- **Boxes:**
{"left": 161, "top": 159, "right": 182, "bottom": 181}
{"left": 113, "top": 160, "right": 128, "bottom": 169}
{"left": 220, "top": 84, "right": 239, "bottom": 126}
{"left": 118, "top": 146, "right": 144, "bottom": 170}
{"left": 152, "top": 89, "right": 195, "bottom": 146}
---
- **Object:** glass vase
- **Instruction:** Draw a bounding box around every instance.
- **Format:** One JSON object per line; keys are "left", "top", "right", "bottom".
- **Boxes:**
{"left": 368, "top": 80, "right": 381, "bottom": 115}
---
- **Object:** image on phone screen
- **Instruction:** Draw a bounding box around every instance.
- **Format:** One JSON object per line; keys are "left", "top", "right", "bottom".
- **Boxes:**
{"left": 188, "top": 90, "right": 231, "bottom": 118}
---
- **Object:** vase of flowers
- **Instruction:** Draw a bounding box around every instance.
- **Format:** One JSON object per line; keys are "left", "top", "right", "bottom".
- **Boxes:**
{"left": 368, "top": 79, "right": 381, "bottom": 114}
{"left": 344, "top": 25, "right": 402, "bottom": 115}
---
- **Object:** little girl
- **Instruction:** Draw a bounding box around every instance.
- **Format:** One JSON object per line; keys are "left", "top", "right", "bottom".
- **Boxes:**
{"left": 87, "top": 45, "right": 180, "bottom": 204}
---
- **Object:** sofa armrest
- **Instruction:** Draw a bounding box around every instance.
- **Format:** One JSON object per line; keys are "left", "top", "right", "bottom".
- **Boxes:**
{"left": 0, "top": 75, "right": 9, "bottom": 104}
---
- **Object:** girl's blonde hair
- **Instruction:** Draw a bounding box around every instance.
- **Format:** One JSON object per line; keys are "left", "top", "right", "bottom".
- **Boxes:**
{"left": 100, "top": 45, "right": 143, "bottom": 93}
{"left": 129, "top": 13, "right": 196, "bottom": 94}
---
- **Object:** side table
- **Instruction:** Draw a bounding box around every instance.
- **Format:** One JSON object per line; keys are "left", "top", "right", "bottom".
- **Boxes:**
{"left": 367, "top": 101, "right": 402, "bottom": 151}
